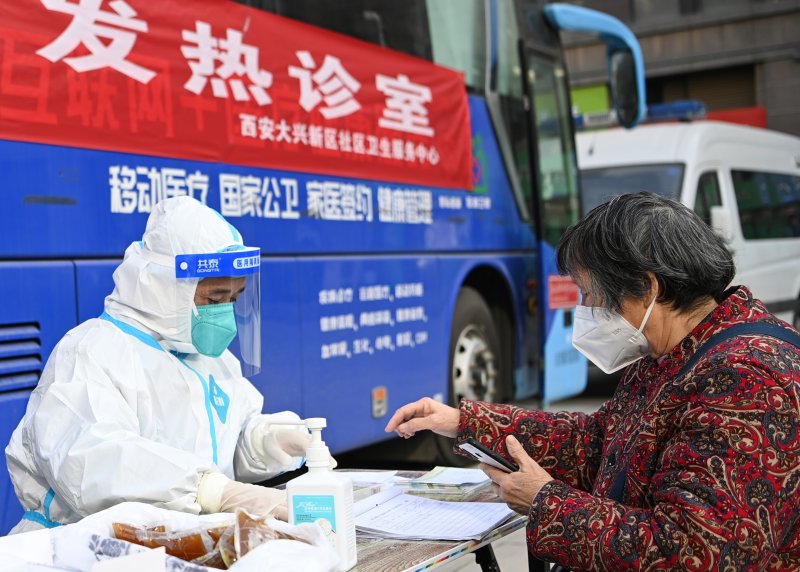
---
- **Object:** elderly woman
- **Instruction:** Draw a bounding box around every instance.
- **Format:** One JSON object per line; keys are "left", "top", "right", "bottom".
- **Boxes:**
{"left": 385, "top": 193, "right": 800, "bottom": 570}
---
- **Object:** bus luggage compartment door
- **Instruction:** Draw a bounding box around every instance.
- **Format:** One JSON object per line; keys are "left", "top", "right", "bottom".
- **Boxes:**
{"left": 0, "top": 261, "right": 78, "bottom": 534}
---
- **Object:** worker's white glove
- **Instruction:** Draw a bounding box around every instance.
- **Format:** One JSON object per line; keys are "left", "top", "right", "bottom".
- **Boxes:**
{"left": 198, "top": 472, "right": 287, "bottom": 521}
{"left": 252, "top": 412, "right": 312, "bottom": 468}
{"left": 263, "top": 429, "right": 313, "bottom": 466}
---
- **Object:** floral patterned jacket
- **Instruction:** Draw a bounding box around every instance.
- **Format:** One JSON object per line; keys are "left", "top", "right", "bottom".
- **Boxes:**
{"left": 455, "top": 286, "right": 800, "bottom": 571}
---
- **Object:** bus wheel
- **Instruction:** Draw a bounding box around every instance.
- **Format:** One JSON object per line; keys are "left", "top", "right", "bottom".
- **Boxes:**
{"left": 435, "top": 287, "right": 502, "bottom": 465}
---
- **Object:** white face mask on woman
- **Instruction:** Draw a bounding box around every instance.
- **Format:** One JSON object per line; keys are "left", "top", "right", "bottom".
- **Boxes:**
{"left": 572, "top": 296, "right": 657, "bottom": 374}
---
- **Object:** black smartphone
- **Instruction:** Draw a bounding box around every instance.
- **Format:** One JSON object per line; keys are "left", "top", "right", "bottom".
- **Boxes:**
{"left": 458, "top": 438, "right": 519, "bottom": 473}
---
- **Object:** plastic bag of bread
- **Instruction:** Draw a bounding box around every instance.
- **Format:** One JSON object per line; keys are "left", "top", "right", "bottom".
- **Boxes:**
{"left": 51, "top": 502, "right": 339, "bottom": 572}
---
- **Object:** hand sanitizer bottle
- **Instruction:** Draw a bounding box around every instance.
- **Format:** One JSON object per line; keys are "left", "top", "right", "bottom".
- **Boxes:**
{"left": 286, "top": 418, "right": 357, "bottom": 571}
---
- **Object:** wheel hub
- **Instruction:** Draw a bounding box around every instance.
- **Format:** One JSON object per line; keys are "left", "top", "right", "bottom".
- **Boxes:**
{"left": 452, "top": 325, "right": 497, "bottom": 402}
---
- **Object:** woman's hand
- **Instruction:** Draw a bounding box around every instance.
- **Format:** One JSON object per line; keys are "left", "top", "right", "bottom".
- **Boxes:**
{"left": 482, "top": 435, "right": 554, "bottom": 515}
{"left": 384, "top": 397, "right": 460, "bottom": 438}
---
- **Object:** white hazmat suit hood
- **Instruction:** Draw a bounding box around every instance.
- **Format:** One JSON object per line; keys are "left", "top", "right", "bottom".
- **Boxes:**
{"left": 105, "top": 196, "right": 246, "bottom": 354}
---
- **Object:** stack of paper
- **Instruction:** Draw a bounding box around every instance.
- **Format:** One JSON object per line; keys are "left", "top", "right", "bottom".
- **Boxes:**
{"left": 412, "top": 467, "right": 491, "bottom": 486}
{"left": 394, "top": 466, "right": 491, "bottom": 500}
{"left": 332, "top": 470, "right": 398, "bottom": 485}
{"left": 353, "top": 487, "right": 514, "bottom": 541}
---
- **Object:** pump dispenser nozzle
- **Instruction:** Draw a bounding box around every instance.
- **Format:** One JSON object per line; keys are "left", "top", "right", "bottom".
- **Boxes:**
{"left": 303, "top": 417, "right": 332, "bottom": 470}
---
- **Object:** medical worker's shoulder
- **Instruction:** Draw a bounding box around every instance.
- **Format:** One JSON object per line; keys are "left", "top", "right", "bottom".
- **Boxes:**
{"left": 37, "top": 318, "right": 139, "bottom": 390}
{"left": 55, "top": 317, "right": 144, "bottom": 365}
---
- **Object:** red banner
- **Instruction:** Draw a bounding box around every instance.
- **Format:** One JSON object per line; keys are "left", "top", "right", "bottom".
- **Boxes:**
{"left": 707, "top": 106, "right": 767, "bottom": 129}
{"left": 0, "top": 0, "right": 472, "bottom": 189}
{"left": 548, "top": 275, "right": 580, "bottom": 310}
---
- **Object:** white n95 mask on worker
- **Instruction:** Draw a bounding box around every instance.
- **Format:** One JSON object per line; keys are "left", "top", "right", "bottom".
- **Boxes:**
{"left": 571, "top": 296, "right": 656, "bottom": 374}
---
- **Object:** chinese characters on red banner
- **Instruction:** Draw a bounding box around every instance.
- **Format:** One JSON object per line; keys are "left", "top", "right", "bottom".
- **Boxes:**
{"left": 0, "top": 0, "right": 472, "bottom": 189}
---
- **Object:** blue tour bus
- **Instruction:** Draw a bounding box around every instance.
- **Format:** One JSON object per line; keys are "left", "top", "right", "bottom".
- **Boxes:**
{"left": 0, "top": 0, "right": 644, "bottom": 532}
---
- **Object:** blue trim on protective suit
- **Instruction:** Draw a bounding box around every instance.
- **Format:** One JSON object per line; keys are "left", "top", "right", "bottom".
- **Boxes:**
{"left": 176, "top": 356, "right": 219, "bottom": 465}
{"left": 22, "top": 511, "right": 61, "bottom": 528}
{"left": 43, "top": 487, "right": 54, "bottom": 520}
{"left": 22, "top": 488, "right": 62, "bottom": 528}
{"left": 100, "top": 312, "right": 163, "bottom": 352}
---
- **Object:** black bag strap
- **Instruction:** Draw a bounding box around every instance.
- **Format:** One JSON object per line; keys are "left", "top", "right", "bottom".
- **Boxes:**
{"left": 605, "top": 321, "right": 800, "bottom": 506}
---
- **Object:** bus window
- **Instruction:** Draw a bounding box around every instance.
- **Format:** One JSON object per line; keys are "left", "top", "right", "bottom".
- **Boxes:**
{"left": 261, "top": 0, "right": 433, "bottom": 60}
{"left": 494, "top": 0, "right": 533, "bottom": 220}
{"left": 526, "top": 52, "right": 580, "bottom": 245}
{"left": 426, "top": 0, "right": 486, "bottom": 93}
{"left": 252, "top": 0, "right": 486, "bottom": 94}
{"left": 694, "top": 171, "right": 722, "bottom": 226}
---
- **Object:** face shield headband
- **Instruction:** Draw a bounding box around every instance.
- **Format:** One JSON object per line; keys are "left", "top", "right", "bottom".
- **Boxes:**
{"left": 175, "top": 247, "right": 261, "bottom": 377}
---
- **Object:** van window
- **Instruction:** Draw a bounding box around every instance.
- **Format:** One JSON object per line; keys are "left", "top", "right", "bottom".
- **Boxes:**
{"left": 694, "top": 171, "right": 721, "bottom": 226}
{"left": 732, "top": 170, "right": 800, "bottom": 239}
{"left": 579, "top": 164, "right": 684, "bottom": 215}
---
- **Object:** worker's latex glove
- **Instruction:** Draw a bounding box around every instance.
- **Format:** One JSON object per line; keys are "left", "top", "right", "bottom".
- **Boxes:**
{"left": 265, "top": 427, "right": 339, "bottom": 469}
{"left": 251, "top": 412, "right": 337, "bottom": 470}
{"left": 198, "top": 472, "right": 287, "bottom": 521}
{"left": 252, "top": 412, "right": 313, "bottom": 468}
{"left": 263, "top": 428, "right": 313, "bottom": 467}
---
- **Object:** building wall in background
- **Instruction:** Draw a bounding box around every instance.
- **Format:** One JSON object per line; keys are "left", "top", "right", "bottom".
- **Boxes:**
{"left": 561, "top": 0, "right": 800, "bottom": 136}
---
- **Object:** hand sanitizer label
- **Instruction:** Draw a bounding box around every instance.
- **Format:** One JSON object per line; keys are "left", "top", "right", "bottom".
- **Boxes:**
{"left": 292, "top": 495, "right": 337, "bottom": 532}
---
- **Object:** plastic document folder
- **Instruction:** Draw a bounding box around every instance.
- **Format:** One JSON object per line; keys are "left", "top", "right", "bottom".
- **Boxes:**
{"left": 353, "top": 486, "right": 514, "bottom": 541}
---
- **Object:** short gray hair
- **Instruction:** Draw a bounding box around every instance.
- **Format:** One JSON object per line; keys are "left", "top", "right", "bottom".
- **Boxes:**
{"left": 556, "top": 192, "right": 735, "bottom": 313}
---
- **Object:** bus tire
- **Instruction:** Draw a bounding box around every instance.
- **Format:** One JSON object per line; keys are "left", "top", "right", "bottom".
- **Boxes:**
{"left": 435, "top": 286, "right": 504, "bottom": 465}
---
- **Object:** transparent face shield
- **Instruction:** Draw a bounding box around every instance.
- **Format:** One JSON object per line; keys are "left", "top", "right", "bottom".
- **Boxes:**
{"left": 175, "top": 248, "right": 261, "bottom": 377}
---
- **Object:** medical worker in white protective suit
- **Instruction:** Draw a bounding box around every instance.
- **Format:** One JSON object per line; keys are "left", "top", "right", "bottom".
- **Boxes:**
{"left": 6, "top": 196, "right": 312, "bottom": 533}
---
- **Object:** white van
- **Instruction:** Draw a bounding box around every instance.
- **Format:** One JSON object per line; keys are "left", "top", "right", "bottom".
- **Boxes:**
{"left": 576, "top": 121, "right": 800, "bottom": 327}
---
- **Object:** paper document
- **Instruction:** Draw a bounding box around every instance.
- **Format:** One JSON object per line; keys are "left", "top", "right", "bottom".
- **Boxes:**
{"left": 335, "top": 470, "right": 398, "bottom": 484}
{"left": 353, "top": 487, "right": 514, "bottom": 541}
{"left": 413, "top": 466, "right": 490, "bottom": 486}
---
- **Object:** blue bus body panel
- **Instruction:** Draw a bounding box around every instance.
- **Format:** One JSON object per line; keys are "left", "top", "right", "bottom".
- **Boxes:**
{"left": 294, "top": 252, "right": 538, "bottom": 452}
{"left": 0, "top": 262, "right": 78, "bottom": 534}
{"left": 0, "top": 391, "right": 31, "bottom": 534}
{"left": 540, "top": 242, "right": 588, "bottom": 405}
{"left": 74, "top": 261, "right": 116, "bottom": 322}
{"left": 296, "top": 256, "right": 445, "bottom": 451}
{"left": 0, "top": 262, "right": 78, "bottom": 386}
